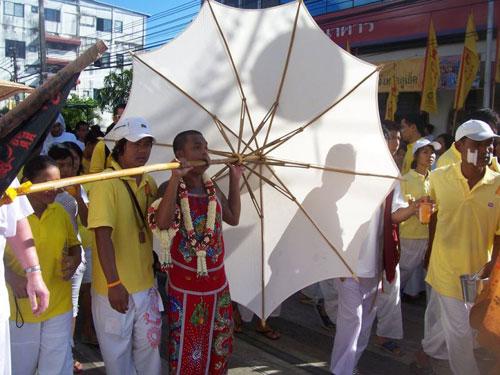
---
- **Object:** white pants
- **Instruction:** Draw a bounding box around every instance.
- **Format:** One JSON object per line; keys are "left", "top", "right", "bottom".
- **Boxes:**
{"left": 10, "top": 311, "right": 73, "bottom": 375}
{"left": 238, "top": 304, "right": 281, "bottom": 323}
{"left": 375, "top": 267, "right": 403, "bottom": 339}
{"left": 92, "top": 288, "right": 162, "bottom": 375}
{"left": 0, "top": 319, "right": 11, "bottom": 375}
{"left": 330, "top": 277, "right": 378, "bottom": 375}
{"left": 399, "top": 238, "right": 427, "bottom": 293}
{"left": 422, "top": 288, "right": 479, "bottom": 375}
{"left": 319, "top": 279, "right": 338, "bottom": 322}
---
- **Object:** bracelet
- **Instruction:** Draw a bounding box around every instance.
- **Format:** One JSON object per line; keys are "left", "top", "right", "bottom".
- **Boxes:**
{"left": 107, "top": 280, "right": 121, "bottom": 288}
{"left": 24, "top": 265, "right": 41, "bottom": 273}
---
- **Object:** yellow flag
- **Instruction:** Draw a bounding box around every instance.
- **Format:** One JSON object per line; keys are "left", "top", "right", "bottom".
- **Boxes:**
{"left": 454, "top": 13, "right": 480, "bottom": 110}
{"left": 385, "top": 63, "right": 398, "bottom": 121}
{"left": 420, "top": 20, "right": 440, "bottom": 113}
{"left": 495, "top": 29, "right": 500, "bottom": 83}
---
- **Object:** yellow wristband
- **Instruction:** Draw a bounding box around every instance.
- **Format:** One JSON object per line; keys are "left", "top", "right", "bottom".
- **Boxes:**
{"left": 107, "top": 280, "right": 121, "bottom": 288}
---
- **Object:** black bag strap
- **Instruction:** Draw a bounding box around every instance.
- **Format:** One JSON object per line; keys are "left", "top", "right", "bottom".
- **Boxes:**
{"left": 110, "top": 167, "right": 147, "bottom": 229}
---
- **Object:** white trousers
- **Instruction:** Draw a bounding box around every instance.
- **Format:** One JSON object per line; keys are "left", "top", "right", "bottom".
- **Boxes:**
{"left": 330, "top": 277, "right": 378, "bottom": 375}
{"left": 319, "top": 279, "right": 338, "bottom": 322}
{"left": 422, "top": 288, "right": 479, "bottom": 375}
{"left": 399, "top": 238, "right": 427, "bottom": 293}
{"left": 0, "top": 319, "right": 11, "bottom": 375}
{"left": 238, "top": 304, "right": 281, "bottom": 323}
{"left": 375, "top": 266, "right": 403, "bottom": 339}
{"left": 92, "top": 288, "right": 162, "bottom": 375}
{"left": 9, "top": 311, "right": 73, "bottom": 375}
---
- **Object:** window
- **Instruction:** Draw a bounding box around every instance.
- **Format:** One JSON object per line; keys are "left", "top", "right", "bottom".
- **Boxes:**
{"left": 114, "top": 20, "right": 123, "bottom": 33}
{"left": 5, "top": 40, "right": 26, "bottom": 59}
{"left": 81, "top": 15, "right": 95, "bottom": 26}
{"left": 93, "top": 88, "right": 101, "bottom": 100}
{"left": 45, "top": 8, "right": 61, "bottom": 22}
{"left": 96, "top": 18, "right": 112, "bottom": 32}
{"left": 3, "top": 2, "right": 24, "bottom": 17}
{"left": 116, "top": 53, "right": 124, "bottom": 68}
{"left": 94, "top": 52, "right": 110, "bottom": 68}
{"left": 31, "top": 6, "right": 38, "bottom": 13}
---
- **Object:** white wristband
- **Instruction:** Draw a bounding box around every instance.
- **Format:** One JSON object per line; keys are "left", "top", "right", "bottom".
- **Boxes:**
{"left": 24, "top": 265, "right": 41, "bottom": 273}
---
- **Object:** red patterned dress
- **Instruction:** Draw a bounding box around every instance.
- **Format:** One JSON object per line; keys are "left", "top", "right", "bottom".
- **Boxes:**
{"left": 167, "top": 193, "right": 233, "bottom": 374}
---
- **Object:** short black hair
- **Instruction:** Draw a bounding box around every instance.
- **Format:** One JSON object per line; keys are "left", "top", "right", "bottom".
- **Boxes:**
{"left": 113, "top": 103, "right": 127, "bottom": 116}
{"left": 63, "top": 141, "right": 83, "bottom": 161}
{"left": 84, "top": 126, "right": 104, "bottom": 145}
{"left": 48, "top": 144, "right": 73, "bottom": 162}
{"left": 173, "top": 130, "right": 203, "bottom": 156}
{"left": 75, "top": 121, "right": 88, "bottom": 131}
{"left": 23, "top": 155, "right": 57, "bottom": 181}
{"left": 382, "top": 120, "right": 400, "bottom": 133}
{"left": 395, "top": 112, "right": 426, "bottom": 136}
{"left": 111, "top": 138, "right": 127, "bottom": 161}
{"left": 436, "top": 133, "right": 454, "bottom": 150}
{"left": 465, "top": 108, "right": 499, "bottom": 131}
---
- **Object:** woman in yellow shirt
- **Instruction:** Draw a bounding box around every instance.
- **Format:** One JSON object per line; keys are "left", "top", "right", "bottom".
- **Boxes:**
{"left": 399, "top": 138, "right": 441, "bottom": 292}
{"left": 4, "top": 156, "right": 81, "bottom": 375}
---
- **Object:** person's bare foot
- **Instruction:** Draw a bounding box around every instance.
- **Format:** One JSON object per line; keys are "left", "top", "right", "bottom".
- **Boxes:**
{"left": 256, "top": 320, "right": 281, "bottom": 340}
{"left": 375, "top": 336, "right": 402, "bottom": 356}
{"left": 410, "top": 349, "right": 434, "bottom": 374}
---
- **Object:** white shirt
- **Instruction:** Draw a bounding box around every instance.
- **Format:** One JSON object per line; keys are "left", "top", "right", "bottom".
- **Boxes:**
{"left": 356, "top": 183, "right": 408, "bottom": 278}
{"left": 0, "top": 179, "right": 33, "bottom": 320}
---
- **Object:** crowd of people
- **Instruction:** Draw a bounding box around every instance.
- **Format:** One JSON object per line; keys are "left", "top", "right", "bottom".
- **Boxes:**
{"left": 0, "top": 105, "right": 499, "bottom": 375}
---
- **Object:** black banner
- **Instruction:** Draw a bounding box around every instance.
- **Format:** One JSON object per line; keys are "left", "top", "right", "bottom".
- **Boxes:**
{"left": 0, "top": 74, "right": 79, "bottom": 196}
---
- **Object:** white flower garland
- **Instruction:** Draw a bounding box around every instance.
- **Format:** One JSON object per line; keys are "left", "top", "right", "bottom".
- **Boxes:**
{"left": 148, "top": 174, "right": 217, "bottom": 276}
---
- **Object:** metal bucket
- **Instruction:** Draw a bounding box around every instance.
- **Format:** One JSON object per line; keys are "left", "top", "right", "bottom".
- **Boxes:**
{"left": 460, "top": 274, "right": 489, "bottom": 303}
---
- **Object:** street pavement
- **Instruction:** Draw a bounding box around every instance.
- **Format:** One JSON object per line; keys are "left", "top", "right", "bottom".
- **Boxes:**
{"left": 75, "top": 291, "right": 494, "bottom": 374}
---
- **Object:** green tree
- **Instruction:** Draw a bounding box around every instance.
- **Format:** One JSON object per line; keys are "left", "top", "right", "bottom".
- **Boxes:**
{"left": 95, "top": 69, "right": 132, "bottom": 112}
{"left": 61, "top": 94, "right": 101, "bottom": 131}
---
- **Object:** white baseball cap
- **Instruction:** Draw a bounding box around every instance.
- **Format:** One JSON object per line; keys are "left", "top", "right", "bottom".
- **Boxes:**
{"left": 108, "top": 117, "right": 156, "bottom": 143}
{"left": 412, "top": 138, "right": 441, "bottom": 155}
{"left": 455, "top": 119, "right": 499, "bottom": 142}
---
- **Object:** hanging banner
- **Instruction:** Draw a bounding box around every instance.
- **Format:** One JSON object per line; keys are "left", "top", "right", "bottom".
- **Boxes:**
{"left": 378, "top": 55, "right": 480, "bottom": 93}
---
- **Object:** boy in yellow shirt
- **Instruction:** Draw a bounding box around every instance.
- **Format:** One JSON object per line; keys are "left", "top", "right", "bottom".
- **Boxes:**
{"left": 413, "top": 120, "right": 500, "bottom": 375}
{"left": 5, "top": 156, "right": 81, "bottom": 374}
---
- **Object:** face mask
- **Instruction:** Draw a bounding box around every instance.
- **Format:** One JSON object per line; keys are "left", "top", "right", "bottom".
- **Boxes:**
{"left": 466, "top": 148, "right": 478, "bottom": 166}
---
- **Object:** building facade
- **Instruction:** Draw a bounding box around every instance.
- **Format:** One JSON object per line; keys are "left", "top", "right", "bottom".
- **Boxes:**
{"left": 0, "top": 0, "right": 147, "bottom": 102}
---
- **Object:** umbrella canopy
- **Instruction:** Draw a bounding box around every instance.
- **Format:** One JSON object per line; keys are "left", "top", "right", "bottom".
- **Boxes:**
{"left": 0, "top": 80, "right": 34, "bottom": 101}
{"left": 108, "top": 0, "right": 400, "bottom": 319}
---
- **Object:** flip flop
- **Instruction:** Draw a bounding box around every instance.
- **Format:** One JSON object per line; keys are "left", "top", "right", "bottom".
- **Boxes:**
{"left": 378, "top": 340, "right": 403, "bottom": 356}
{"left": 73, "top": 360, "right": 83, "bottom": 373}
{"left": 255, "top": 325, "right": 281, "bottom": 340}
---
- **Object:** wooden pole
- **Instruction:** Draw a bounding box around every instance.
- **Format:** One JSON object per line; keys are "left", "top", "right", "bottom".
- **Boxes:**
{"left": 0, "top": 40, "right": 108, "bottom": 139}
{"left": 1, "top": 156, "right": 260, "bottom": 203}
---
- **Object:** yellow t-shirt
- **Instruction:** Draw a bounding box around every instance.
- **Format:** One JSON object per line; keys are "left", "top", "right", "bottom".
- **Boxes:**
{"left": 399, "top": 169, "right": 431, "bottom": 239}
{"left": 5, "top": 203, "right": 80, "bottom": 323}
{"left": 88, "top": 160, "right": 158, "bottom": 295}
{"left": 426, "top": 163, "right": 500, "bottom": 300}
{"left": 490, "top": 156, "right": 499, "bottom": 172}
{"left": 401, "top": 142, "right": 415, "bottom": 175}
{"left": 89, "top": 140, "right": 113, "bottom": 174}
{"left": 82, "top": 157, "right": 91, "bottom": 175}
{"left": 436, "top": 143, "right": 461, "bottom": 169}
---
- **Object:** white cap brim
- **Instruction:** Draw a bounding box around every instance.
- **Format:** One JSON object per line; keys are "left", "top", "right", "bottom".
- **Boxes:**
{"left": 124, "top": 133, "right": 156, "bottom": 143}
{"left": 464, "top": 132, "right": 500, "bottom": 142}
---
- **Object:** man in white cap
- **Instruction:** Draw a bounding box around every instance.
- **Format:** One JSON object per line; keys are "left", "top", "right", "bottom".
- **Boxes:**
{"left": 88, "top": 117, "right": 162, "bottom": 375}
{"left": 413, "top": 120, "right": 500, "bottom": 375}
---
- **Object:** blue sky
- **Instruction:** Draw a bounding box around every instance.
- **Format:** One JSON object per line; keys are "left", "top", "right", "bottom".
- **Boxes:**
{"left": 104, "top": 0, "right": 201, "bottom": 46}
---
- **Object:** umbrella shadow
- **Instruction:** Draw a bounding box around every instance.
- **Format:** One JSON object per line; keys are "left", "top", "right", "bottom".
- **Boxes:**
{"left": 246, "top": 143, "right": 370, "bottom": 317}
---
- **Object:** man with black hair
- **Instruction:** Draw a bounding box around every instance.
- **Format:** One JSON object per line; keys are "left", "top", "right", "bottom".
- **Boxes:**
{"left": 88, "top": 117, "right": 161, "bottom": 375}
{"left": 75, "top": 121, "right": 89, "bottom": 143}
{"left": 398, "top": 113, "right": 426, "bottom": 174}
{"left": 105, "top": 104, "right": 126, "bottom": 135}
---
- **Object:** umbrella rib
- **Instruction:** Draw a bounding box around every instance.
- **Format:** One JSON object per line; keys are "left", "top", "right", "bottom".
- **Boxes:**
{"left": 132, "top": 52, "right": 221, "bottom": 123}
{"left": 213, "top": 117, "right": 236, "bottom": 153}
{"left": 241, "top": 164, "right": 295, "bottom": 202}
{"left": 240, "top": 102, "right": 277, "bottom": 155}
{"left": 263, "top": 163, "right": 357, "bottom": 278}
{"left": 262, "top": 1, "right": 302, "bottom": 147}
{"left": 258, "top": 163, "right": 265, "bottom": 319}
{"left": 253, "top": 66, "right": 382, "bottom": 157}
{"left": 206, "top": 0, "right": 259, "bottom": 150}
{"left": 242, "top": 171, "right": 263, "bottom": 218}
{"left": 265, "top": 157, "right": 402, "bottom": 181}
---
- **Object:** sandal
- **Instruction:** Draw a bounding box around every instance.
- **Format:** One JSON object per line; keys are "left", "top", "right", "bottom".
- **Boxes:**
{"left": 256, "top": 324, "right": 281, "bottom": 340}
{"left": 377, "top": 340, "right": 403, "bottom": 356}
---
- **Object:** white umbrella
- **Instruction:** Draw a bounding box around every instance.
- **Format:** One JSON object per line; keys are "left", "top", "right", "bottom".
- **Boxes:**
{"left": 108, "top": 0, "right": 400, "bottom": 319}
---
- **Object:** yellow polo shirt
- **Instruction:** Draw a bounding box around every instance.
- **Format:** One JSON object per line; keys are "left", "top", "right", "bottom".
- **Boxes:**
{"left": 426, "top": 163, "right": 500, "bottom": 300}
{"left": 399, "top": 169, "right": 430, "bottom": 239}
{"left": 88, "top": 160, "right": 157, "bottom": 296}
{"left": 402, "top": 142, "right": 415, "bottom": 175}
{"left": 490, "top": 156, "right": 499, "bottom": 172}
{"left": 89, "top": 140, "right": 113, "bottom": 173}
{"left": 5, "top": 203, "right": 80, "bottom": 323}
{"left": 436, "top": 143, "right": 461, "bottom": 169}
